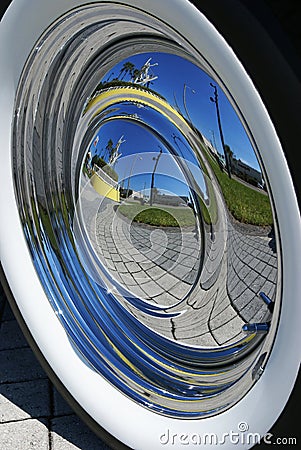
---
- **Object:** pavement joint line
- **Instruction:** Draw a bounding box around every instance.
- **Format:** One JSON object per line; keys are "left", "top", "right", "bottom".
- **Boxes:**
{"left": 0, "top": 412, "right": 77, "bottom": 425}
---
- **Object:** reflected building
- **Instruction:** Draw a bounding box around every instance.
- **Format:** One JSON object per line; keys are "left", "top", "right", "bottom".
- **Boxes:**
{"left": 231, "top": 157, "right": 263, "bottom": 186}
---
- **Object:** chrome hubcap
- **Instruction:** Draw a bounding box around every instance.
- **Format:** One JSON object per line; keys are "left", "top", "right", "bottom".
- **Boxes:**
{"left": 12, "top": 3, "right": 281, "bottom": 417}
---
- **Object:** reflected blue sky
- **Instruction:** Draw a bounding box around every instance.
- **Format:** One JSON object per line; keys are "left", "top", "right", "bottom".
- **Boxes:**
{"left": 90, "top": 120, "right": 194, "bottom": 196}
{"left": 88, "top": 51, "right": 260, "bottom": 197}
{"left": 101, "top": 52, "right": 260, "bottom": 170}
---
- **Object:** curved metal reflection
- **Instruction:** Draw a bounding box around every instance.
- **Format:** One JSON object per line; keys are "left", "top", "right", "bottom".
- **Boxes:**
{"left": 12, "top": 3, "right": 280, "bottom": 418}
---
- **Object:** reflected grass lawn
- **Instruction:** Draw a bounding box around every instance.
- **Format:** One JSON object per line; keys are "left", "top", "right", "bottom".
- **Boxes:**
{"left": 203, "top": 147, "right": 273, "bottom": 226}
{"left": 118, "top": 203, "right": 196, "bottom": 227}
{"left": 118, "top": 144, "right": 273, "bottom": 228}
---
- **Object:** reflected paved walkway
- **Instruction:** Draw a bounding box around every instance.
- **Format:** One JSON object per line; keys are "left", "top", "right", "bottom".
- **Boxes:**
{"left": 96, "top": 201, "right": 201, "bottom": 306}
{"left": 78, "top": 177, "right": 278, "bottom": 347}
{"left": 227, "top": 224, "right": 277, "bottom": 323}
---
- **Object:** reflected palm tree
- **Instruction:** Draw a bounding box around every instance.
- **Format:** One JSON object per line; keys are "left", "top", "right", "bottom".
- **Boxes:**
{"left": 224, "top": 145, "right": 234, "bottom": 173}
{"left": 132, "top": 68, "right": 140, "bottom": 82}
{"left": 118, "top": 61, "right": 135, "bottom": 80}
{"left": 102, "top": 138, "right": 114, "bottom": 161}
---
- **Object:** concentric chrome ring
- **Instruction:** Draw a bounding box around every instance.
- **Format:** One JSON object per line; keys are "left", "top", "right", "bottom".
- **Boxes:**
{"left": 11, "top": 3, "right": 282, "bottom": 419}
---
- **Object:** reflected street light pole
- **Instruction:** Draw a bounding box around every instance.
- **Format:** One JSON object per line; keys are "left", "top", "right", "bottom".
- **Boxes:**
{"left": 209, "top": 129, "right": 217, "bottom": 152}
{"left": 183, "top": 83, "right": 196, "bottom": 126}
{"left": 126, "top": 154, "right": 142, "bottom": 197}
{"left": 150, "top": 147, "right": 163, "bottom": 206}
{"left": 210, "top": 83, "right": 231, "bottom": 178}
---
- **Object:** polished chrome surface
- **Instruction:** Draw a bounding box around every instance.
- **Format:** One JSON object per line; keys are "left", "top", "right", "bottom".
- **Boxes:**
{"left": 12, "top": 3, "right": 281, "bottom": 418}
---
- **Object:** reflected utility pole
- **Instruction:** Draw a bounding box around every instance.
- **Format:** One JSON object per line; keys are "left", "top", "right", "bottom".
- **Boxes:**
{"left": 149, "top": 147, "right": 163, "bottom": 206}
{"left": 209, "top": 83, "right": 231, "bottom": 178}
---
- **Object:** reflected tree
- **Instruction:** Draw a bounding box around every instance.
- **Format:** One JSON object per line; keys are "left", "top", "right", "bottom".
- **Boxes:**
{"left": 118, "top": 61, "right": 135, "bottom": 80}
{"left": 103, "top": 138, "right": 114, "bottom": 161}
{"left": 224, "top": 145, "right": 234, "bottom": 173}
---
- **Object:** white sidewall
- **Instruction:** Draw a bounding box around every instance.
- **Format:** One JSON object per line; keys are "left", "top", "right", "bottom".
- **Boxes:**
{"left": 0, "top": 1, "right": 300, "bottom": 449}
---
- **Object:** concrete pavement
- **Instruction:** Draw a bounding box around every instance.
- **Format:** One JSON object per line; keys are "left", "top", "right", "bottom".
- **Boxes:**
{"left": 0, "top": 284, "right": 111, "bottom": 450}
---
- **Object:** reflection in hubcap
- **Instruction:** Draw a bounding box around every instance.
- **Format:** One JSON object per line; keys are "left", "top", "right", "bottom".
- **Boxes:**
{"left": 13, "top": 4, "right": 280, "bottom": 418}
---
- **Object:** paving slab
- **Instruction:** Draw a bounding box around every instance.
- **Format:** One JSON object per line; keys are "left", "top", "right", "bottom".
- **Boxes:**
{"left": 0, "top": 302, "right": 113, "bottom": 450}
{"left": 0, "top": 320, "right": 29, "bottom": 350}
{"left": 0, "top": 419, "right": 49, "bottom": 450}
{"left": 0, "top": 347, "right": 47, "bottom": 384}
{"left": 0, "top": 379, "right": 50, "bottom": 422}
{"left": 51, "top": 415, "right": 110, "bottom": 450}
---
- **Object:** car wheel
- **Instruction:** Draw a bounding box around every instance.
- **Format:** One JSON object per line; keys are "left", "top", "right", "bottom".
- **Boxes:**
{"left": 0, "top": 1, "right": 300, "bottom": 448}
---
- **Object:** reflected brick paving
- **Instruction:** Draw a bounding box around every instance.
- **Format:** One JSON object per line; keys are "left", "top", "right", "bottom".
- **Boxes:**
{"left": 95, "top": 200, "right": 201, "bottom": 306}
{"left": 227, "top": 224, "right": 277, "bottom": 323}
{"left": 78, "top": 176, "right": 277, "bottom": 347}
